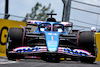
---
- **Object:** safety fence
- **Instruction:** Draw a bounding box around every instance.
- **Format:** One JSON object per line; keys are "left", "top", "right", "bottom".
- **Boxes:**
{"left": 0, "top": 13, "right": 26, "bottom": 22}
{"left": 70, "top": 0, "right": 100, "bottom": 31}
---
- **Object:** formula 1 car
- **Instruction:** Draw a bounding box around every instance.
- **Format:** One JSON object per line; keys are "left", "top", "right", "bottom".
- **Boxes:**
{"left": 6, "top": 14, "right": 98, "bottom": 63}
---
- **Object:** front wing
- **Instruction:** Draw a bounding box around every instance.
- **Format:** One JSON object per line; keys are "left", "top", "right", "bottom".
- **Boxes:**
{"left": 8, "top": 46, "right": 96, "bottom": 58}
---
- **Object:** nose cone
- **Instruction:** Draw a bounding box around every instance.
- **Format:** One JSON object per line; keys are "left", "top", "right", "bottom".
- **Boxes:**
{"left": 45, "top": 32, "right": 59, "bottom": 51}
{"left": 47, "top": 40, "right": 58, "bottom": 51}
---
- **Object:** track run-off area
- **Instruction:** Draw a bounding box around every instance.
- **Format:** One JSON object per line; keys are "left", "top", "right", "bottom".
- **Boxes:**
{"left": 0, "top": 57, "right": 100, "bottom": 67}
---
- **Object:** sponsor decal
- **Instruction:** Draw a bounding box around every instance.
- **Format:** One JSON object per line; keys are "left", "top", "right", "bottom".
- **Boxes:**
{"left": 30, "top": 20, "right": 44, "bottom": 24}
{"left": 47, "top": 41, "right": 58, "bottom": 51}
{"left": 47, "top": 41, "right": 57, "bottom": 46}
{"left": 0, "top": 26, "right": 8, "bottom": 45}
{"left": 48, "top": 33, "right": 57, "bottom": 35}
{"left": 64, "top": 48, "right": 90, "bottom": 56}
{"left": 14, "top": 47, "right": 41, "bottom": 53}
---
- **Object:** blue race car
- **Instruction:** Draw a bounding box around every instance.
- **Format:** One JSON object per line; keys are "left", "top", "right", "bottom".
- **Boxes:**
{"left": 6, "top": 14, "right": 97, "bottom": 63}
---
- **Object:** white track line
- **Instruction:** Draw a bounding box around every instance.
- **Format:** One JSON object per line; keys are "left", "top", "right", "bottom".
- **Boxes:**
{"left": 0, "top": 61, "right": 18, "bottom": 64}
{"left": 0, "top": 58, "right": 18, "bottom": 64}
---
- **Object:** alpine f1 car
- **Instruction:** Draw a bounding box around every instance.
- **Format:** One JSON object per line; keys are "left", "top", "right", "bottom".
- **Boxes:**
{"left": 6, "top": 14, "right": 98, "bottom": 63}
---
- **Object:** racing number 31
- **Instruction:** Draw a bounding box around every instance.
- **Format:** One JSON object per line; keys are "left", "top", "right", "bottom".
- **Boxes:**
{"left": 0, "top": 26, "right": 8, "bottom": 45}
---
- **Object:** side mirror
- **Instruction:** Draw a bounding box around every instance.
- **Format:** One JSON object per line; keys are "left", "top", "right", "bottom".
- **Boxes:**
{"left": 58, "top": 28, "right": 63, "bottom": 32}
{"left": 40, "top": 28, "right": 45, "bottom": 31}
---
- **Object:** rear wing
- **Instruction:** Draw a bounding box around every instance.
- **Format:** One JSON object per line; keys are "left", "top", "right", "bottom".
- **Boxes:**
{"left": 26, "top": 20, "right": 73, "bottom": 27}
{"left": 26, "top": 20, "right": 45, "bottom": 26}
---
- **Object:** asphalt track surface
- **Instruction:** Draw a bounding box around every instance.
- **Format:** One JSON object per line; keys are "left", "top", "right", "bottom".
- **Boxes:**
{"left": 0, "top": 57, "right": 100, "bottom": 67}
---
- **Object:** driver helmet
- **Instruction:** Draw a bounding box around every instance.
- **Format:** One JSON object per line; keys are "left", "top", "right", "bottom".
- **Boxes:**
{"left": 91, "top": 27, "right": 96, "bottom": 32}
{"left": 46, "top": 25, "right": 51, "bottom": 31}
{"left": 46, "top": 25, "right": 57, "bottom": 31}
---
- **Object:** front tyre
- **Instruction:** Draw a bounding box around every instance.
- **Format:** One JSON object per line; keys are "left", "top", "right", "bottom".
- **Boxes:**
{"left": 78, "top": 31, "right": 96, "bottom": 63}
{"left": 6, "top": 28, "right": 24, "bottom": 60}
{"left": 80, "top": 57, "right": 96, "bottom": 63}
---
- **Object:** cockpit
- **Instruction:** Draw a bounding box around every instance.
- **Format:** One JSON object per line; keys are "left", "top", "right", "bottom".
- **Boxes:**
{"left": 39, "top": 23, "right": 64, "bottom": 32}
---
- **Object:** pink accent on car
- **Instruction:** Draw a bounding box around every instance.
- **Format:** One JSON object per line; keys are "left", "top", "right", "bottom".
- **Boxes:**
{"left": 58, "top": 47, "right": 64, "bottom": 49}
{"left": 58, "top": 47, "right": 65, "bottom": 53}
{"left": 19, "top": 25, "right": 25, "bottom": 45}
{"left": 13, "top": 46, "right": 29, "bottom": 51}
{"left": 30, "top": 20, "right": 34, "bottom": 24}
{"left": 40, "top": 46, "right": 47, "bottom": 49}
{"left": 30, "top": 20, "right": 45, "bottom": 24}
{"left": 52, "top": 36, "right": 54, "bottom": 41}
{"left": 77, "top": 31, "right": 80, "bottom": 46}
{"left": 61, "top": 22, "right": 69, "bottom": 25}
{"left": 77, "top": 49, "right": 91, "bottom": 55}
